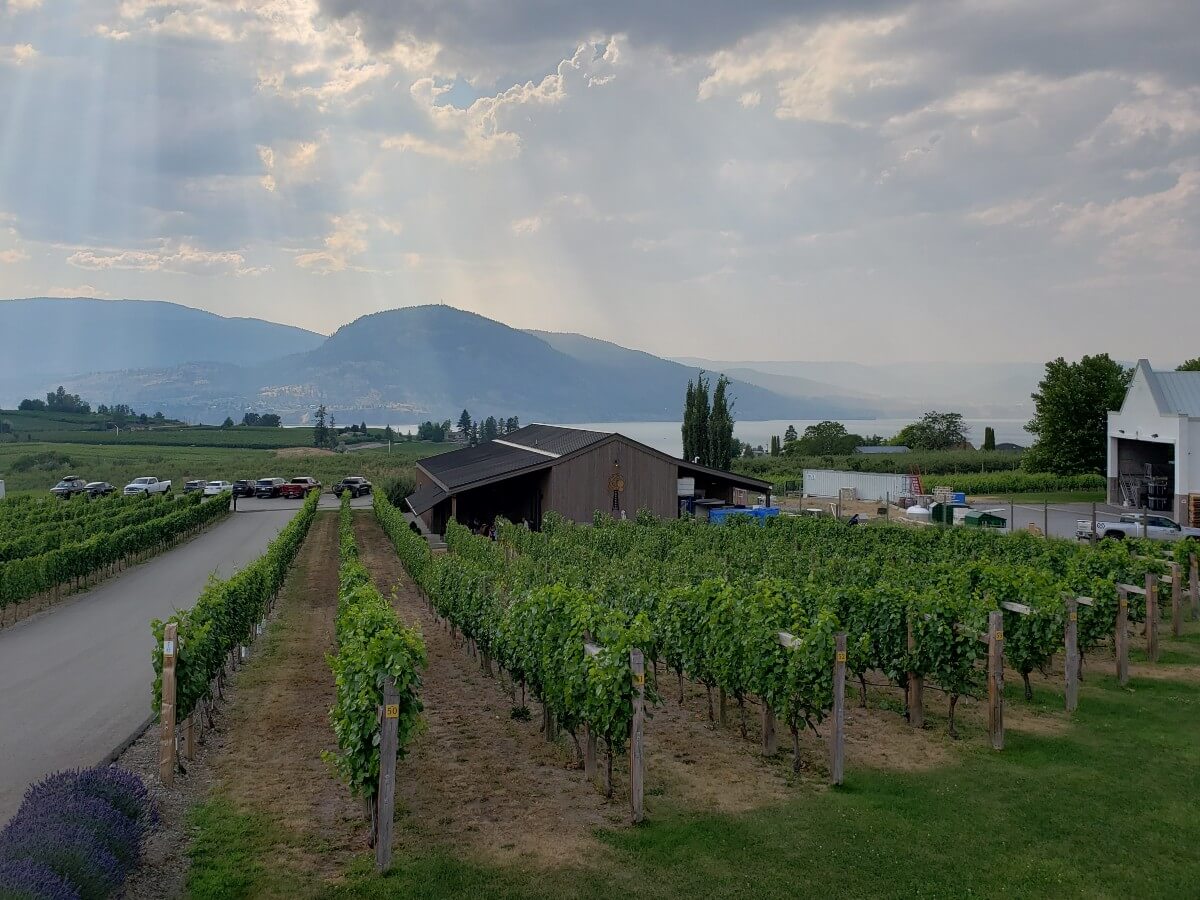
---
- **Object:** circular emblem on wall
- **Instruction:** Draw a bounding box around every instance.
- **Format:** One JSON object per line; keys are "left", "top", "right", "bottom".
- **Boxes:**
{"left": 607, "top": 473, "right": 625, "bottom": 492}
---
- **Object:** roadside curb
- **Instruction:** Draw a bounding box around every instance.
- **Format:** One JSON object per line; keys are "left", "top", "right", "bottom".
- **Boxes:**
{"left": 99, "top": 715, "right": 154, "bottom": 767}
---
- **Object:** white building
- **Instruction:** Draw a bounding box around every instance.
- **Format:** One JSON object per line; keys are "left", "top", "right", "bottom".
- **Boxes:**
{"left": 1108, "top": 359, "right": 1200, "bottom": 525}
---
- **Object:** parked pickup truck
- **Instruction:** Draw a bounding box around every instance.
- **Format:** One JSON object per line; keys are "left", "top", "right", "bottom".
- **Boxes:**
{"left": 279, "top": 477, "right": 321, "bottom": 499}
{"left": 124, "top": 476, "right": 172, "bottom": 496}
{"left": 50, "top": 476, "right": 88, "bottom": 498}
{"left": 1076, "top": 513, "right": 1200, "bottom": 542}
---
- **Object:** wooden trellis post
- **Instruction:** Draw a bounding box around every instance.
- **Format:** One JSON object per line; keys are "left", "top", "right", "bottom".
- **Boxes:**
{"left": 1191, "top": 553, "right": 1198, "bottom": 622}
{"left": 1146, "top": 573, "right": 1159, "bottom": 663}
{"left": 1064, "top": 596, "right": 1079, "bottom": 713}
{"left": 987, "top": 611, "right": 1004, "bottom": 751}
{"left": 906, "top": 617, "right": 923, "bottom": 728}
{"left": 831, "top": 632, "right": 847, "bottom": 785}
{"left": 158, "top": 622, "right": 178, "bottom": 785}
{"left": 1170, "top": 562, "right": 1183, "bottom": 638}
{"left": 375, "top": 677, "right": 399, "bottom": 873}
{"left": 1115, "top": 588, "right": 1130, "bottom": 686}
{"left": 761, "top": 704, "right": 777, "bottom": 756}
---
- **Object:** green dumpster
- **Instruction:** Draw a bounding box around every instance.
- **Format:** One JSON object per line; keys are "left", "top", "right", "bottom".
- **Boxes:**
{"left": 964, "top": 509, "right": 1006, "bottom": 529}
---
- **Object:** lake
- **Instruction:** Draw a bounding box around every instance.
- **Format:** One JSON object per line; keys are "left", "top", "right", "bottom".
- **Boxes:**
{"left": 377, "top": 418, "right": 1033, "bottom": 457}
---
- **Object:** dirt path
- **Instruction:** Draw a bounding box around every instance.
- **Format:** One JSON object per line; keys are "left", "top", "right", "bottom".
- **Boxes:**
{"left": 206, "top": 511, "right": 362, "bottom": 880}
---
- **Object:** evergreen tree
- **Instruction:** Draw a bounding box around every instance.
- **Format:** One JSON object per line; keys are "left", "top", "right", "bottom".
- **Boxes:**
{"left": 784, "top": 424, "right": 798, "bottom": 444}
{"left": 469, "top": 422, "right": 479, "bottom": 446}
{"left": 983, "top": 426, "right": 996, "bottom": 451}
{"left": 457, "top": 409, "right": 473, "bottom": 438}
{"left": 384, "top": 425, "right": 395, "bottom": 442}
{"left": 682, "top": 380, "right": 695, "bottom": 462}
{"left": 313, "top": 405, "right": 328, "bottom": 448}
{"left": 770, "top": 435, "right": 781, "bottom": 456}
{"left": 361, "top": 420, "right": 367, "bottom": 435}
{"left": 693, "top": 373, "right": 711, "bottom": 465}
{"left": 708, "top": 374, "right": 735, "bottom": 470}
{"left": 506, "top": 416, "right": 519, "bottom": 433}
{"left": 481, "top": 416, "right": 498, "bottom": 442}
{"left": 221, "top": 416, "right": 234, "bottom": 428}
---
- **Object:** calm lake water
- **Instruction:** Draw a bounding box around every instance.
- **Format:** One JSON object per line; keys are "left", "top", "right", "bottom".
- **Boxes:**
{"left": 378, "top": 419, "right": 1033, "bottom": 457}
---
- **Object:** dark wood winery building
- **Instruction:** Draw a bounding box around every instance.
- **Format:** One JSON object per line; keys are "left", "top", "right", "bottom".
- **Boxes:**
{"left": 407, "top": 424, "right": 771, "bottom": 535}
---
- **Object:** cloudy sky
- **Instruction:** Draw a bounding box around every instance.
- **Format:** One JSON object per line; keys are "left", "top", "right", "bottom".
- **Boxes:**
{"left": 0, "top": 0, "right": 1197, "bottom": 363}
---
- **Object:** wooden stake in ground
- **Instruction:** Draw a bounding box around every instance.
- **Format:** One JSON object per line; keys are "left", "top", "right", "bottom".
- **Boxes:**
{"left": 584, "top": 724, "right": 597, "bottom": 783}
{"left": 830, "top": 632, "right": 846, "bottom": 785}
{"left": 158, "top": 622, "right": 178, "bottom": 785}
{"left": 987, "top": 611, "right": 1004, "bottom": 751}
{"left": 1191, "top": 553, "right": 1199, "bottom": 621}
{"left": 906, "top": 617, "right": 923, "bottom": 728}
{"left": 181, "top": 716, "right": 195, "bottom": 761}
{"left": 1170, "top": 563, "right": 1182, "bottom": 638}
{"left": 761, "top": 704, "right": 777, "bottom": 756}
{"left": 1063, "top": 596, "right": 1079, "bottom": 713}
{"left": 1116, "top": 589, "right": 1130, "bottom": 686}
{"left": 1146, "top": 573, "right": 1159, "bottom": 663}
{"left": 629, "top": 648, "right": 645, "bottom": 825}
{"left": 375, "top": 677, "right": 399, "bottom": 873}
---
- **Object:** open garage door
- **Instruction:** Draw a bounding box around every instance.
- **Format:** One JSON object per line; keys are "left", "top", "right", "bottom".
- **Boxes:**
{"left": 1114, "top": 438, "right": 1175, "bottom": 511}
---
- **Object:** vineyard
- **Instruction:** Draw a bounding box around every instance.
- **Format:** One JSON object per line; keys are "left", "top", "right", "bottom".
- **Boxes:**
{"left": 374, "top": 495, "right": 1198, "bottom": 785}
{"left": 0, "top": 492, "right": 230, "bottom": 621}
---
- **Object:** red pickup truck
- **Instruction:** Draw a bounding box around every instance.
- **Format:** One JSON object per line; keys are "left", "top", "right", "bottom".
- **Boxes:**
{"left": 279, "top": 476, "right": 322, "bottom": 499}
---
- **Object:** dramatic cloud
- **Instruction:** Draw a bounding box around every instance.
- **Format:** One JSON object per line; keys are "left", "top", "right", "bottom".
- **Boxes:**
{"left": 0, "top": 0, "right": 1196, "bottom": 362}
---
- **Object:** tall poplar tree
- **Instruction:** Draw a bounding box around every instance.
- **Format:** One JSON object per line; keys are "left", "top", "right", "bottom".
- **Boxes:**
{"left": 708, "top": 374, "right": 735, "bottom": 471}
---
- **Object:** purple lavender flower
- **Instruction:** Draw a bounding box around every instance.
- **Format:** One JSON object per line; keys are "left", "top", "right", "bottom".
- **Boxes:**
{"left": 0, "top": 819, "right": 122, "bottom": 899}
{"left": 20, "top": 768, "right": 155, "bottom": 831}
{"left": 6, "top": 795, "right": 144, "bottom": 869}
{"left": 0, "top": 856, "right": 80, "bottom": 900}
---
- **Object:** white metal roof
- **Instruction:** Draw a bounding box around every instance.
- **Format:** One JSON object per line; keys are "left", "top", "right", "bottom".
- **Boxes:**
{"left": 1138, "top": 359, "right": 1200, "bottom": 417}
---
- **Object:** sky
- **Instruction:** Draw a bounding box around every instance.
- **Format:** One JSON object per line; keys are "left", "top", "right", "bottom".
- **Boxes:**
{"left": 0, "top": 0, "right": 1197, "bottom": 364}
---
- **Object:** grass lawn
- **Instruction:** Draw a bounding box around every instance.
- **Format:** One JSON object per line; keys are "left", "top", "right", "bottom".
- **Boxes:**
{"left": 186, "top": 625, "right": 1200, "bottom": 899}
{"left": 0, "top": 441, "right": 449, "bottom": 496}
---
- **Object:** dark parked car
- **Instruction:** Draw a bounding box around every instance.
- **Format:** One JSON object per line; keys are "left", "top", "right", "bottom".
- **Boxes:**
{"left": 232, "top": 480, "right": 256, "bottom": 498}
{"left": 332, "top": 476, "right": 372, "bottom": 498}
{"left": 183, "top": 479, "right": 207, "bottom": 494}
{"left": 50, "top": 476, "right": 87, "bottom": 498}
{"left": 85, "top": 481, "right": 115, "bottom": 498}
{"left": 254, "top": 477, "right": 286, "bottom": 498}
{"left": 280, "top": 477, "right": 322, "bottom": 499}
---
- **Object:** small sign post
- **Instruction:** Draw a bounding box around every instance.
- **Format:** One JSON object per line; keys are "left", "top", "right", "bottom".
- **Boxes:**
{"left": 159, "top": 623, "right": 178, "bottom": 785}
{"left": 375, "top": 678, "right": 399, "bottom": 873}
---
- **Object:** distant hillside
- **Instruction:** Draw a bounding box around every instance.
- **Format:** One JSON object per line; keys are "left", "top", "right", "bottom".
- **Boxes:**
{"left": 0, "top": 298, "right": 324, "bottom": 405}
{"left": 51, "top": 305, "right": 885, "bottom": 423}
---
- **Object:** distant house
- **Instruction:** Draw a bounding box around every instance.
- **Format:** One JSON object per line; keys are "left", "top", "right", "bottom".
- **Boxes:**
{"left": 856, "top": 445, "right": 909, "bottom": 454}
{"left": 994, "top": 442, "right": 1026, "bottom": 452}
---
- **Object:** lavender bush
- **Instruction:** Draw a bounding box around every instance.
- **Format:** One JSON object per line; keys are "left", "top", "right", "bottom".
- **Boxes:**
{"left": 0, "top": 766, "right": 155, "bottom": 900}
{"left": 0, "top": 857, "right": 79, "bottom": 900}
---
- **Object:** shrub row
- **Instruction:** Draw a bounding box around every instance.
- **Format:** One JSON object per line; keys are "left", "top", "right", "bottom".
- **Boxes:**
{"left": 327, "top": 493, "right": 425, "bottom": 800}
{"left": 0, "top": 766, "right": 156, "bottom": 900}
{"left": 927, "top": 472, "right": 1106, "bottom": 496}
{"left": 151, "top": 489, "right": 319, "bottom": 721}
{"left": 0, "top": 494, "right": 230, "bottom": 612}
{"left": 0, "top": 494, "right": 205, "bottom": 563}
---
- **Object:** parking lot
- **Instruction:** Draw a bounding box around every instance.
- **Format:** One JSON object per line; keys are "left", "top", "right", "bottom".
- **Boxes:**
{"left": 230, "top": 493, "right": 374, "bottom": 513}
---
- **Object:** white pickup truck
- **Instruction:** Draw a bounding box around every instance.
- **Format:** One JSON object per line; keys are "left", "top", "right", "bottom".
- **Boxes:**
{"left": 1076, "top": 513, "right": 1200, "bottom": 542}
{"left": 123, "top": 476, "right": 172, "bottom": 497}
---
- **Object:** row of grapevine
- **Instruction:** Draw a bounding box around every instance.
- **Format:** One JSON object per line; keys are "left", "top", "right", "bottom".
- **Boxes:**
{"left": 151, "top": 489, "right": 319, "bottom": 722}
{"left": 0, "top": 494, "right": 230, "bottom": 615}
{"left": 327, "top": 493, "right": 425, "bottom": 803}
{"left": 402, "top": 504, "right": 1187, "bottom": 772}
{"left": 0, "top": 493, "right": 206, "bottom": 562}
{"left": 373, "top": 494, "right": 648, "bottom": 792}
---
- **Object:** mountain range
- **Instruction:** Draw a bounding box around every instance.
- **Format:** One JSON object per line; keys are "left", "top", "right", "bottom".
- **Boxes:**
{"left": 0, "top": 298, "right": 1039, "bottom": 424}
